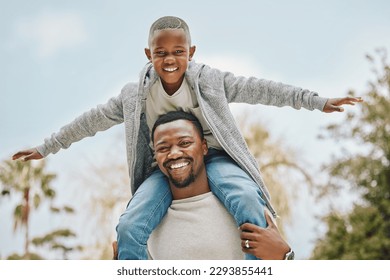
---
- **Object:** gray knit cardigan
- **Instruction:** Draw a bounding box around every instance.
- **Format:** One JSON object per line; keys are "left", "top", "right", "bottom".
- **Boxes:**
{"left": 36, "top": 61, "right": 328, "bottom": 217}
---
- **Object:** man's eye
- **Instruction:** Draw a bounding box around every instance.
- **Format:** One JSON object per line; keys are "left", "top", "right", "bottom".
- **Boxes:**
{"left": 157, "top": 147, "right": 169, "bottom": 152}
{"left": 180, "top": 141, "right": 191, "bottom": 146}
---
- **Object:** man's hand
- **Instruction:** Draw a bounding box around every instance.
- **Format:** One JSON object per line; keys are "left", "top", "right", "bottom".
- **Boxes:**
{"left": 323, "top": 97, "right": 363, "bottom": 113}
{"left": 12, "top": 149, "right": 43, "bottom": 161}
{"left": 240, "top": 210, "right": 290, "bottom": 260}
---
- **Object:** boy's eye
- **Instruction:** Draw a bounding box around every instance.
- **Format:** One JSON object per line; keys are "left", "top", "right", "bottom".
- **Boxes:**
{"left": 175, "top": 50, "right": 184, "bottom": 54}
{"left": 155, "top": 51, "right": 166, "bottom": 56}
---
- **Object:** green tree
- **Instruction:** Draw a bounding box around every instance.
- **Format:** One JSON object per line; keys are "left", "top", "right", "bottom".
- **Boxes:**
{"left": 0, "top": 159, "right": 82, "bottom": 259}
{"left": 311, "top": 49, "right": 390, "bottom": 259}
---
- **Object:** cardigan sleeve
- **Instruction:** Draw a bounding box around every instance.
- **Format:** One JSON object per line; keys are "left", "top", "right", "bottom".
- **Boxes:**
{"left": 35, "top": 85, "right": 129, "bottom": 157}
{"left": 200, "top": 65, "right": 328, "bottom": 111}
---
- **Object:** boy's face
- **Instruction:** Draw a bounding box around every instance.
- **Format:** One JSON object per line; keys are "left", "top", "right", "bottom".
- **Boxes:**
{"left": 145, "top": 29, "right": 196, "bottom": 95}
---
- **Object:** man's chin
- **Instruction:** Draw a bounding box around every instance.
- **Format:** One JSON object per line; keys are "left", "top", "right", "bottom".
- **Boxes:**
{"left": 170, "top": 174, "right": 195, "bottom": 188}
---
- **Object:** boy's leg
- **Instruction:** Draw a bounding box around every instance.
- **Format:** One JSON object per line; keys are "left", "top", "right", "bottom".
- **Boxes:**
{"left": 205, "top": 149, "right": 266, "bottom": 260}
{"left": 116, "top": 169, "right": 172, "bottom": 259}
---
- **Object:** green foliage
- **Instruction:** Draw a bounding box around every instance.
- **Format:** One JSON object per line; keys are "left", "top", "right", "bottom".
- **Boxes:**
{"left": 0, "top": 158, "right": 80, "bottom": 259}
{"left": 31, "top": 229, "right": 77, "bottom": 246}
{"left": 7, "top": 252, "right": 43, "bottom": 260}
{"left": 312, "top": 206, "right": 389, "bottom": 259}
{"left": 311, "top": 49, "right": 390, "bottom": 260}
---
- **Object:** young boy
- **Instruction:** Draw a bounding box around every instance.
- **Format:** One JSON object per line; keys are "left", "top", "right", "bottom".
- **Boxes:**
{"left": 13, "top": 16, "right": 362, "bottom": 260}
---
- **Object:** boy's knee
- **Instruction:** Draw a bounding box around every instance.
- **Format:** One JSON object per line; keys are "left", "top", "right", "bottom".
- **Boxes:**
{"left": 237, "top": 187, "right": 265, "bottom": 204}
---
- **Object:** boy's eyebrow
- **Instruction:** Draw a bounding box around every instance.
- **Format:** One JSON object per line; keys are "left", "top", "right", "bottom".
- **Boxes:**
{"left": 153, "top": 45, "right": 187, "bottom": 51}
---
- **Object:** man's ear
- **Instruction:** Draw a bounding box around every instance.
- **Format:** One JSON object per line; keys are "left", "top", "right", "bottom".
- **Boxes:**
{"left": 145, "top": 48, "right": 152, "bottom": 61}
{"left": 189, "top": 45, "right": 196, "bottom": 61}
{"left": 202, "top": 139, "right": 208, "bottom": 155}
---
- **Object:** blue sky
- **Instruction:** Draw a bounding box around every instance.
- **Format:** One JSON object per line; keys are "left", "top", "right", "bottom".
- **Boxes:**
{"left": 1, "top": 0, "right": 390, "bottom": 259}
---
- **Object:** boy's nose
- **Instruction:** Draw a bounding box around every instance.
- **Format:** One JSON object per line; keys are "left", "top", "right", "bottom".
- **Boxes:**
{"left": 164, "top": 55, "right": 175, "bottom": 64}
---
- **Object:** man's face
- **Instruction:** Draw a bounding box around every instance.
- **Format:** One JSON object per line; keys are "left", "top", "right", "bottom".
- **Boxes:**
{"left": 145, "top": 29, "right": 196, "bottom": 95}
{"left": 153, "top": 119, "right": 207, "bottom": 188}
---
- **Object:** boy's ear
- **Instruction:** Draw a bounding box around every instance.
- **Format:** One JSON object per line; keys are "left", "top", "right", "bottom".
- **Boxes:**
{"left": 189, "top": 45, "right": 196, "bottom": 61}
{"left": 144, "top": 48, "right": 152, "bottom": 61}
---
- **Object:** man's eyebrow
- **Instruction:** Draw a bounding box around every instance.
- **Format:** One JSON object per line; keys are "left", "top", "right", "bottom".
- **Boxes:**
{"left": 155, "top": 135, "right": 193, "bottom": 146}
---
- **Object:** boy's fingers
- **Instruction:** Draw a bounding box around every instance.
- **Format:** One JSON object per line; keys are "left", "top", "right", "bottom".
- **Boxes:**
{"left": 331, "top": 105, "right": 344, "bottom": 112}
{"left": 12, "top": 151, "right": 33, "bottom": 160}
{"left": 12, "top": 149, "right": 42, "bottom": 161}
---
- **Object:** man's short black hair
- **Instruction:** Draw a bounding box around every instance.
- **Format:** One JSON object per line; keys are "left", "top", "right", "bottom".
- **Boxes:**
{"left": 151, "top": 111, "right": 204, "bottom": 144}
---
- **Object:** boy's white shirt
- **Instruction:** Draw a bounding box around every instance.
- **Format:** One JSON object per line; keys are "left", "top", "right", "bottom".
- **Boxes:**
{"left": 145, "top": 77, "right": 222, "bottom": 150}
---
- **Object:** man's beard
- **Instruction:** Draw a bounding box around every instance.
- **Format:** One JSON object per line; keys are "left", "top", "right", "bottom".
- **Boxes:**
{"left": 168, "top": 168, "right": 196, "bottom": 188}
{"left": 164, "top": 157, "right": 195, "bottom": 188}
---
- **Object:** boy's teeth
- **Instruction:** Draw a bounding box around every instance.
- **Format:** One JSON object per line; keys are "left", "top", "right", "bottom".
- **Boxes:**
{"left": 164, "top": 67, "right": 177, "bottom": 72}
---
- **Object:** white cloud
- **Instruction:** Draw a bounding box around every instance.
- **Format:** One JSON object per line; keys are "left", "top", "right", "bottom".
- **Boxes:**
{"left": 15, "top": 11, "right": 88, "bottom": 58}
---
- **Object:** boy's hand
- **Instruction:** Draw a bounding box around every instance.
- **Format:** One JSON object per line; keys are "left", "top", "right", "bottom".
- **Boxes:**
{"left": 323, "top": 97, "right": 363, "bottom": 113}
{"left": 240, "top": 210, "right": 290, "bottom": 260}
{"left": 12, "top": 149, "right": 43, "bottom": 161}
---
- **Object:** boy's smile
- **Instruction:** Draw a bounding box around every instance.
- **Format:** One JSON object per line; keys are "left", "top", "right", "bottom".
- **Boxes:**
{"left": 145, "top": 29, "right": 196, "bottom": 95}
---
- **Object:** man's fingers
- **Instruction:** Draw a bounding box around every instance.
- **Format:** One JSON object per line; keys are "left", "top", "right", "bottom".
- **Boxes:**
{"left": 239, "top": 223, "right": 258, "bottom": 232}
{"left": 240, "top": 231, "right": 257, "bottom": 241}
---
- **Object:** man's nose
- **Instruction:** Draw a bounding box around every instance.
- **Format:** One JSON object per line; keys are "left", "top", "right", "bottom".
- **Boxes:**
{"left": 167, "top": 145, "right": 183, "bottom": 159}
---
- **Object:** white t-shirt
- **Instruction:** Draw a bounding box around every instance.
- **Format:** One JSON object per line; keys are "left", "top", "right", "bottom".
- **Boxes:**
{"left": 147, "top": 192, "right": 245, "bottom": 260}
{"left": 145, "top": 78, "right": 222, "bottom": 150}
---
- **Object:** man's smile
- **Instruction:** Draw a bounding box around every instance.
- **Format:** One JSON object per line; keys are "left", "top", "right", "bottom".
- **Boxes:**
{"left": 164, "top": 158, "right": 192, "bottom": 170}
{"left": 169, "top": 161, "right": 189, "bottom": 169}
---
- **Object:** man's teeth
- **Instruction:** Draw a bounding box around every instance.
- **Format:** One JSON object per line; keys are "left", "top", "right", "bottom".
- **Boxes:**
{"left": 164, "top": 67, "right": 178, "bottom": 72}
{"left": 170, "top": 162, "right": 189, "bottom": 169}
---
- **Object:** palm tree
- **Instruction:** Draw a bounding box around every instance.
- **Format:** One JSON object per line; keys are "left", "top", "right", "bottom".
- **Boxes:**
{"left": 0, "top": 159, "right": 56, "bottom": 259}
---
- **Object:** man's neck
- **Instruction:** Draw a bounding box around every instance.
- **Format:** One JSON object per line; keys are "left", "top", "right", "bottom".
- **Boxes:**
{"left": 170, "top": 173, "right": 210, "bottom": 200}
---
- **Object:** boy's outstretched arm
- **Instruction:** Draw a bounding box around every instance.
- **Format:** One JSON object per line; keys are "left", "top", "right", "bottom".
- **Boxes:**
{"left": 12, "top": 149, "right": 43, "bottom": 161}
{"left": 323, "top": 97, "right": 363, "bottom": 113}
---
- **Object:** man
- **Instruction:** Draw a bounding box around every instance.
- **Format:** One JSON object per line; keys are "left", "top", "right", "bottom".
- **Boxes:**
{"left": 144, "top": 111, "right": 293, "bottom": 260}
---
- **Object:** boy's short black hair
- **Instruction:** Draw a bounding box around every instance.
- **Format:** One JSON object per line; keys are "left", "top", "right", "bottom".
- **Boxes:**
{"left": 148, "top": 16, "right": 191, "bottom": 46}
{"left": 151, "top": 111, "right": 204, "bottom": 144}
